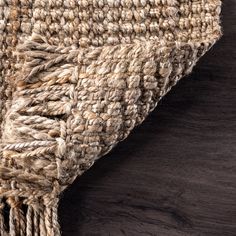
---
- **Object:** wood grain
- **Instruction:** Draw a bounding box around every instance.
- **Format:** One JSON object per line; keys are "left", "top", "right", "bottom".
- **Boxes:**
{"left": 59, "top": 2, "right": 236, "bottom": 236}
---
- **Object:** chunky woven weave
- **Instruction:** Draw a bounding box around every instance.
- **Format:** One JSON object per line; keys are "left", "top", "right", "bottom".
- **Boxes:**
{"left": 0, "top": 0, "right": 222, "bottom": 235}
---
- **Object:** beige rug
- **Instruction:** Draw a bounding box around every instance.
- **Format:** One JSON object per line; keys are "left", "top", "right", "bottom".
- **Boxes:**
{"left": 0, "top": 1, "right": 222, "bottom": 235}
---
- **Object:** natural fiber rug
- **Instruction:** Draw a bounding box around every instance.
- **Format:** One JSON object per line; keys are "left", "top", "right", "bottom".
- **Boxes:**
{"left": 0, "top": 0, "right": 222, "bottom": 235}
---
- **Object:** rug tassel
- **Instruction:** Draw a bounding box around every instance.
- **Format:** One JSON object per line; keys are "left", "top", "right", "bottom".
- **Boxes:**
{"left": 8, "top": 201, "right": 17, "bottom": 236}
{"left": 7, "top": 197, "right": 26, "bottom": 236}
{"left": 39, "top": 207, "right": 47, "bottom": 236}
{"left": 34, "top": 205, "right": 40, "bottom": 236}
{"left": 52, "top": 203, "right": 60, "bottom": 236}
{"left": 26, "top": 205, "right": 33, "bottom": 236}
{"left": 0, "top": 198, "right": 7, "bottom": 236}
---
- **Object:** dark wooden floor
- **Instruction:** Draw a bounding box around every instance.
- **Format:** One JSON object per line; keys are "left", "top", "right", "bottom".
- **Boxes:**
{"left": 59, "top": 2, "right": 236, "bottom": 236}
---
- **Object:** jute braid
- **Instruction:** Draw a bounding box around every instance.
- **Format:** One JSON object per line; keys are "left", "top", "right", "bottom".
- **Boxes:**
{"left": 0, "top": 0, "right": 222, "bottom": 235}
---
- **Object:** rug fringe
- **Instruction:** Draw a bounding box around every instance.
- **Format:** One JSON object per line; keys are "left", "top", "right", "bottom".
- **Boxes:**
{"left": 0, "top": 197, "right": 60, "bottom": 236}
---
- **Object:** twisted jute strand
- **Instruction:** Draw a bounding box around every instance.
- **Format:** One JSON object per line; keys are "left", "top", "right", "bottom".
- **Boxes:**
{"left": 0, "top": 0, "right": 222, "bottom": 235}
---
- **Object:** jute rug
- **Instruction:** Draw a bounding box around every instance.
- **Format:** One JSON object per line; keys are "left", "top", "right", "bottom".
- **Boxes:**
{"left": 0, "top": 0, "right": 222, "bottom": 235}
